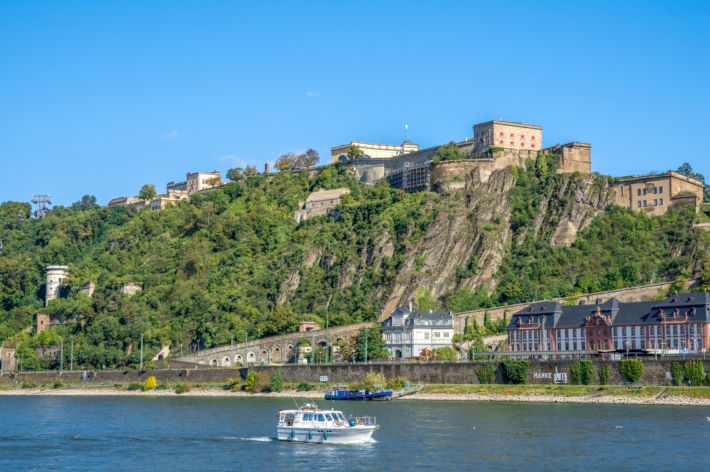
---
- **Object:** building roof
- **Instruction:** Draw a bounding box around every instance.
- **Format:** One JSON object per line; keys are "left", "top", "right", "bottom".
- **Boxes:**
{"left": 506, "top": 292, "right": 710, "bottom": 330}
{"left": 304, "top": 188, "right": 350, "bottom": 202}
{"left": 384, "top": 304, "right": 453, "bottom": 327}
{"left": 474, "top": 120, "right": 542, "bottom": 130}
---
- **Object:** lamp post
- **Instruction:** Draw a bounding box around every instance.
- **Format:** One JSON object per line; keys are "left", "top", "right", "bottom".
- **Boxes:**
{"left": 325, "top": 297, "right": 331, "bottom": 364}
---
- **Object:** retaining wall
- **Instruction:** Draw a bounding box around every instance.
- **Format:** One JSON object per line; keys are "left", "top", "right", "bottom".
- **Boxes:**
{"left": 3, "top": 358, "right": 709, "bottom": 387}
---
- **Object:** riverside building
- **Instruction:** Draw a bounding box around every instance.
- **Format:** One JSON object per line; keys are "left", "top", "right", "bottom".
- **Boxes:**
{"left": 506, "top": 292, "right": 710, "bottom": 357}
{"left": 381, "top": 303, "right": 454, "bottom": 359}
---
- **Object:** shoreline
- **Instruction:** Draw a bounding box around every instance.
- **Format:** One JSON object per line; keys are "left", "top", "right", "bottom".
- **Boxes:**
{"left": 2, "top": 387, "right": 710, "bottom": 406}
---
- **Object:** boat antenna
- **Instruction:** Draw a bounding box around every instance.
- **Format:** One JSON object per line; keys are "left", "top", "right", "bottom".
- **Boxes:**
{"left": 292, "top": 398, "right": 300, "bottom": 409}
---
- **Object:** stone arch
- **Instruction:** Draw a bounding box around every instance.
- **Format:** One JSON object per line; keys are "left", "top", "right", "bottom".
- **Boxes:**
{"left": 273, "top": 347, "right": 282, "bottom": 362}
{"left": 222, "top": 356, "right": 231, "bottom": 367}
{"left": 338, "top": 155, "right": 347, "bottom": 162}
{"left": 235, "top": 354, "right": 243, "bottom": 365}
{"left": 261, "top": 349, "right": 268, "bottom": 362}
{"left": 318, "top": 341, "right": 327, "bottom": 347}
{"left": 210, "top": 358, "right": 218, "bottom": 366}
{"left": 395, "top": 349, "right": 402, "bottom": 358}
{"left": 247, "top": 351, "right": 256, "bottom": 363}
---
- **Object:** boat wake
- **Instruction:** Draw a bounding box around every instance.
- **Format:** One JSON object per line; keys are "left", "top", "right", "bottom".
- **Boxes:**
{"left": 233, "top": 436, "right": 277, "bottom": 442}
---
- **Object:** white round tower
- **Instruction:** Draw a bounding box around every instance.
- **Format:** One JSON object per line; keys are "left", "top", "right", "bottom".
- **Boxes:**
{"left": 45, "top": 265, "right": 69, "bottom": 306}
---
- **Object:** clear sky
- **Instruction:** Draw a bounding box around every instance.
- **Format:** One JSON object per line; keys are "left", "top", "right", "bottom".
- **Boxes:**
{"left": 1, "top": 1, "right": 708, "bottom": 207}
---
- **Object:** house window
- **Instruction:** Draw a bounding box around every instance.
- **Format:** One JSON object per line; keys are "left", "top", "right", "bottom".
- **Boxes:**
{"left": 510, "top": 141, "right": 514, "bottom": 146}
{"left": 660, "top": 198, "right": 664, "bottom": 205}
{"left": 637, "top": 189, "right": 641, "bottom": 196}
{"left": 653, "top": 187, "right": 657, "bottom": 194}
{"left": 499, "top": 140, "right": 504, "bottom": 145}
{"left": 643, "top": 188, "right": 647, "bottom": 195}
{"left": 659, "top": 186, "right": 663, "bottom": 193}
{"left": 654, "top": 199, "right": 658, "bottom": 206}
{"left": 643, "top": 201, "right": 647, "bottom": 207}
{"left": 637, "top": 201, "right": 641, "bottom": 208}
{"left": 499, "top": 132, "right": 504, "bottom": 137}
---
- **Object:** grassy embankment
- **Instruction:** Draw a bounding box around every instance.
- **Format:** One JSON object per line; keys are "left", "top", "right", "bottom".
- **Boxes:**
{"left": 420, "top": 384, "right": 710, "bottom": 399}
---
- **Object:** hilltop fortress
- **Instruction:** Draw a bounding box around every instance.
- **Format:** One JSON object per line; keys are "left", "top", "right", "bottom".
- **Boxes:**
{"left": 331, "top": 119, "right": 703, "bottom": 215}
{"left": 335, "top": 120, "right": 590, "bottom": 187}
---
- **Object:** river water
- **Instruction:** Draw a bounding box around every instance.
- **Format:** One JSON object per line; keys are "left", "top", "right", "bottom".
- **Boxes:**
{"left": 1, "top": 396, "right": 709, "bottom": 471}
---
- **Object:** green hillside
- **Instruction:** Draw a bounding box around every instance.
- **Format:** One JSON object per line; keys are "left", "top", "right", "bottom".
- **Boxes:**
{"left": 0, "top": 160, "right": 708, "bottom": 370}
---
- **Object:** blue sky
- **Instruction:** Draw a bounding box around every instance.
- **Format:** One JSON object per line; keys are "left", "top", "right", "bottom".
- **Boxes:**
{"left": 1, "top": 1, "right": 708, "bottom": 206}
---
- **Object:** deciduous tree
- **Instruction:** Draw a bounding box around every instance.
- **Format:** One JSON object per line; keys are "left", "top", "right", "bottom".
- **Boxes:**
{"left": 138, "top": 184, "right": 157, "bottom": 200}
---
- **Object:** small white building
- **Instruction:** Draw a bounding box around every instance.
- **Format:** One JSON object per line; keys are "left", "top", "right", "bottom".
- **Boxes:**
{"left": 381, "top": 302, "right": 454, "bottom": 359}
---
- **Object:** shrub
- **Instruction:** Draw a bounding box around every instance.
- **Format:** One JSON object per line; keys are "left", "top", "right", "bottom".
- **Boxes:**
{"left": 363, "top": 372, "right": 386, "bottom": 391}
{"left": 143, "top": 376, "right": 157, "bottom": 391}
{"left": 53, "top": 379, "right": 65, "bottom": 389}
{"left": 127, "top": 382, "right": 142, "bottom": 391}
{"left": 570, "top": 360, "right": 594, "bottom": 385}
{"left": 244, "top": 372, "right": 269, "bottom": 392}
{"left": 475, "top": 363, "right": 497, "bottom": 384}
{"left": 175, "top": 382, "right": 193, "bottom": 394}
{"left": 269, "top": 370, "right": 284, "bottom": 392}
{"left": 21, "top": 381, "right": 37, "bottom": 389}
{"left": 670, "top": 362, "right": 683, "bottom": 386}
{"left": 224, "top": 377, "right": 241, "bottom": 391}
{"left": 619, "top": 359, "right": 643, "bottom": 383}
{"left": 297, "top": 381, "right": 315, "bottom": 391}
{"left": 683, "top": 360, "right": 705, "bottom": 386}
{"left": 433, "top": 346, "right": 458, "bottom": 362}
{"left": 387, "top": 376, "right": 409, "bottom": 390}
{"left": 502, "top": 360, "right": 530, "bottom": 384}
{"left": 598, "top": 364, "right": 609, "bottom": 385}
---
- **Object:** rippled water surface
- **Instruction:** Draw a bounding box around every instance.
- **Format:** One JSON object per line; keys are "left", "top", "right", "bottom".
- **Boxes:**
{"left": 1, "top": 395, "right": 709, "bottom": 471}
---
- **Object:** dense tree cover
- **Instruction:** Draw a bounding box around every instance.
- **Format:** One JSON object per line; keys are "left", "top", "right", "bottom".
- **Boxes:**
{"left": 0, "top": 158, "right": 707, "bottom": 371}
{"left": 0, "top": 167, "right": 431, "bottom": 369}
{"left": 487, "top": 156, "right": 707, "bottom": 306}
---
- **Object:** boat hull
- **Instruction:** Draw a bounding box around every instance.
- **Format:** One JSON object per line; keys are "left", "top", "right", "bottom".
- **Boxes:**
{"left": 277, "top": 426, "right": 377, "bottom": 443}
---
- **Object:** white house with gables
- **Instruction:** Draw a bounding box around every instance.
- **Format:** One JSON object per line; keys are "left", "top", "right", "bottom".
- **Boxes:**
{"left": 381, "top": 302, "right": 454, "bottom": 358}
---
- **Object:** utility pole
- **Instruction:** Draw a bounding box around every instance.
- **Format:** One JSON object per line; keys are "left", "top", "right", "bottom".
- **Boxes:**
{"left": 59, "top": 337, "right": 64, "bottom": 373}
{"left": 230, "top": 335, "right": 234, "bottom": 367}
{"left": 244, "top": 331, "right": 248, "bottom": 366}
{"left": 364, "top": 333, "right": 368, "bottom": 364}
{"left": 70, "top": 339, "right": 74, "bottom": 371}
{"left": 459, "top": 317, "right": 464, "bottom": 361}
{"left": 325, "top": 297, "right": 331, "bottom": 364}
{"left": 139, "top": 333, "right": 144, "bottom": 371}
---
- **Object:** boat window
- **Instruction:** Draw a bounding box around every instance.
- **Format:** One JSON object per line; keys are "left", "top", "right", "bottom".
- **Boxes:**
{"left": 325, "top": 414, "right": 333, "bottom": 421}
{"left": 317, "top": 414, "right": 325, "bottom": 422}
{"left": 306, "top": 413, "right": 313, "bottom": 421}
{"left": 338, "top": 413, "right": 345, "bottom": 421}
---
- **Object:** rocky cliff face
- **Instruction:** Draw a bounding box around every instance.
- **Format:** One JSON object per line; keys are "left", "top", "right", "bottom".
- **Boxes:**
{"left": 518, "top": 173, "right": 616, "bottom": 248}
{"left": 276, "top": 165, "right": 619, "bottom": 316}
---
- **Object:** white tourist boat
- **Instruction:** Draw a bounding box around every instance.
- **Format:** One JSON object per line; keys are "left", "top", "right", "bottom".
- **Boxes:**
{"left": 277, "top": 403, "right": 378, "bottom": 443}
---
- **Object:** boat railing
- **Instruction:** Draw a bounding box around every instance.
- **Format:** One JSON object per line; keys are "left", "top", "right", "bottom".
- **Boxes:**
{"left": 349, "top": 416, "right": 377, "bottom": 426}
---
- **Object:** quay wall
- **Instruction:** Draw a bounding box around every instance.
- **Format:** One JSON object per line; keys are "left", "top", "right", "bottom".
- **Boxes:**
{"left": 3, "top": 358, "right": 709, "bottom": 387}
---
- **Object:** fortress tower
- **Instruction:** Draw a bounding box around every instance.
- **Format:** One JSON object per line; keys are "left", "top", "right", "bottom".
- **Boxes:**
{"left": 45, "top": 265, "right": 69, "bottom": 306}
